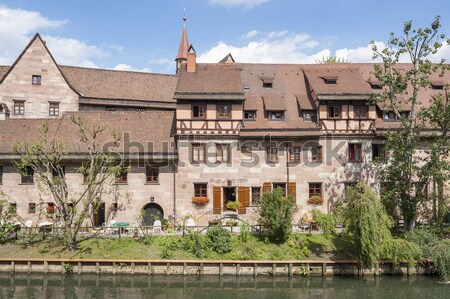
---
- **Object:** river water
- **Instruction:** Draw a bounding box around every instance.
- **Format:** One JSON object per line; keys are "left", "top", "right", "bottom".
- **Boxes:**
{"left": 0, "top": 273, "right": 448, "bottom": 299}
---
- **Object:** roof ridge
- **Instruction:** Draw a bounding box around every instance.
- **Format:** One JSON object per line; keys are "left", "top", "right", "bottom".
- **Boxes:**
{"left": 59, "top": 65, "right": 176, "bottom": 77}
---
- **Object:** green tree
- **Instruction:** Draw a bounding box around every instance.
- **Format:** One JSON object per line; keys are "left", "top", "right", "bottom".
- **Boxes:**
{"left": 371, "top": 16, "right": 449, "bottom": 230}
{"left": 13, "top": 116, "right": 125, "bottom": 250}
{"left": 315, "top": 56, "right": 348, "bottom": 63}
{"left": 344, "top": 183, "right": 392, "bottom": 270}
{"left": 258, "top": 188, "right": 295, "bottom": 243}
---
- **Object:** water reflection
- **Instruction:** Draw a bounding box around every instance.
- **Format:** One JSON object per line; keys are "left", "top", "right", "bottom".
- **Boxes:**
{"left": 0, "top": 273, "right": 448, "bottom": 299}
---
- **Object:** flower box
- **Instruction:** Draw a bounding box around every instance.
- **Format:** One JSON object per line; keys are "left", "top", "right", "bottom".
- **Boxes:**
{"left": 226, "top": 201, "right": 242, "bottom": 211}
{"left": 192, "top": 196, "right": 209, "bottom": 205}
{"left": 307, "top": 195, "right": 323, "bottom": 205}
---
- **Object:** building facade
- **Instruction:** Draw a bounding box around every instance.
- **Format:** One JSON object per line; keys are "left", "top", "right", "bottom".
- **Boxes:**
{"left": 0, "top": 27, "right": 448, "bottom": 227}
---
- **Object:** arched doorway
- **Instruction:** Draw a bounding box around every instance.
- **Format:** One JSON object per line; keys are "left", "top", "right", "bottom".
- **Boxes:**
{"left": 142, "top": 203, "right": 164, "bottom": 226}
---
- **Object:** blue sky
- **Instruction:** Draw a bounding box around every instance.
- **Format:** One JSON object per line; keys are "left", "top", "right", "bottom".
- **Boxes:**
{"left": 0, "top": 0, "right": 449, "bottom": 73}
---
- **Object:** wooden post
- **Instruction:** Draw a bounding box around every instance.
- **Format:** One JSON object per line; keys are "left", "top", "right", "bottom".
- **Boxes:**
{"left": 112, "top": 262, "right": 116, "bottom": 275}
{"left": 253, "top": 263, "right": 258, "bottom": 277}
{"left": 44, "top": 261, "right": 48, "bottom": 273}
{"left": 78, "top": 262, "right": 81, "bottom": 274}
{"left": 236, "top": 263, "right": 240, "bottom": 276}
{"left": 61, "top": 262, "right": 65, "bottom": 274}
{"left": 272, "top": 263, "right": 276, "bottom": 276}
{"left": 131, "top": 262, "right": 135, "bottom": 274}
{"left": 166, "top": 262, "right": 170, "bottom": 275}
{"left": 10, "top": 261, "right": 14, "bottom": 273}
{"left": 148, "top": 262, "right": 152, "bottom": 276}
{"left": 96, "top": 262, "right": 100, "bottom": 274}
{"left": 27, "top": 261, "right": 31, "bottom": 273}
{"left": 219, "top": 263, "right": 223, "bottom": 276}
{"left": 288, "top": 263, "right": 293, "bottom": 277}
{"left": 199, "top": 263, "right": 204, "bottom": 275}
{"left": 375, "top": 262, "right": 379, "bottom": 276}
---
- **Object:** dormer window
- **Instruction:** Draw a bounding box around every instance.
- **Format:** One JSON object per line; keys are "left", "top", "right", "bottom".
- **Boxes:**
{"left": 303, "top": 110, "right": 317, "bottom": 122}
{"left": 32, "top": 75, "right": 41, "bottom": 85}
{"left": 243, "top": 82, "right": 250, "bottom": 90}
{"left": 261, "top": 76, "right": 274, "bottom": 88}
{"left": 268, "top": 111, "right": 285, "bottom": 120}
{"left": 431, "top": 84, "right": 444, "bottom": 90}
{"left": 368, "top": 80, "right": 382, "bottom": 89}
{"left": 322, "top": 77, "right": 338, "bottom": 85}
{"left": 244, "top": 111, "right": 256, "bottom": 120}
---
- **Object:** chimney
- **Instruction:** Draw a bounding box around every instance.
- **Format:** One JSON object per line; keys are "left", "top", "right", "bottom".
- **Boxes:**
{"left": 187, "top": 44, "right": 196, "bottom": 73}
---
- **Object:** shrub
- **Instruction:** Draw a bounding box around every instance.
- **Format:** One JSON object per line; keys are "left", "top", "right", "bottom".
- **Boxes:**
{"left": 238, "top": 222, "right": 250, "bottom": 242}
{"left": 432, "top": 239, "right": 450, "bottom": 282}
{"left": 380, "top": 238, "right": 422, "bottom": 267}
{"left": 404, "top": 228, "right": 439, "bottom": 258}
{"left": 206, "top": 225, "right": 232, "bottom": 254}
{"left": 258, "top": 188, "right": 295, "bottom": 243}
{"left": 192, "top": 233, "right": 208, "bottom": 258}
{"left": 311, "top": 209, "right": 335, "bottom": 237}
{"left": 160, "top": 247, "right": 174, "bottom": 259}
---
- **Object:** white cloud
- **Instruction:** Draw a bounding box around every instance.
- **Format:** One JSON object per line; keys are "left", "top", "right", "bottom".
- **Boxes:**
{"left": 44, "top": 35, "right": 106, "bottom": 68}
{"left": 199, "top": 30, "right": 450, "bottom": 65}
{"left": 113, "top": 63, "right": 152, "bottom": 73}
{"left": 243, "top": 30, "right": 258, "bottom": 39}
{"left": 208, "top": 0, "right": 269, "bottom": 9}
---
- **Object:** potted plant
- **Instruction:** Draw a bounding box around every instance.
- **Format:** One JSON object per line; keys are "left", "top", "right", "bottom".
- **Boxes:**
{"left": 192, "top": 196, "right": 209, "bottom": 205}
{"left": 307, "top": 195, "right": 324, "bottom": 205}
{"left": 226, "top": 201, "right": 241, "bottom": 211}
{"left": 208, "top": 218, "right": 220, "bottom": 226}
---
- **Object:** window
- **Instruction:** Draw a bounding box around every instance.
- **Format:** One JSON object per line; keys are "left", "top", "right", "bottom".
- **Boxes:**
{"left": 112, "top": 203, "right": 118, "bottom": 212}
{"left": 105, "top": 106, "right": 116, "bottom": 111}
{"left": 266, "top": 147, "right": 278, "bottom": 163}
{"left": 216, "top": 144, "right": 231, "bottom": 163}
{"left": 52, "top": 166, "right": 65, "bottom": 178}
{"left": 328, "top": 106, "right": 341, "bottom": 118}
{"left": 273, "top": 183, "right": 286, "bottom": 196}
{"left": 354, "top": 106, "right": 368, "bottom": 119}
{"left": 115, "top": 169, "right": 128, "bottom": 184}
{"left": 372, "top": 144, "right": 385, "bottom": 160}
{"left": 400, "top": 111, "right": 410, "bottom": 118}
{"left": 431, "top": 84, "right": 444, "bottom": 90}
{"left": 217, "top": 104, "right": 231, "bottom": 119}
{"left": 0, "top": 166, "right": 3, "bottom": 184}
{"left": 46, "top": 202, "right": 55, "bottom": 214}
{"left": 21, "top": 166, "right": 34, "bottom": 184}
{"left": 243, "top": 82, "right": 250, "bottom": 90}
{"left": 324, "top": 79, "right": 337, "bottom": 85}
{"left": 14, "top": 101, "right": 25, "bottom": 115}
{"left": 192, "top": 144, "right": 206, "bottom": 162}
{"left": 194, "top": 183, "right": 207, "bottom": 197}
{"left": 28, "top": 203, "right": 36, "bottom": 214}
{"left": 383, "top": 111, "right": 397, "bottom": 121}
{"left": 32, "top": 75, "right": 41, "bottom": 85}
{"left": 146, "top": 166, "right": 159, "bottom": 183}
{"left": 263, "top": 82, "right": 273, "bottom": 88}
{"left": 244, "top": 111, "right": 256, "bottom": 120}
{"left": 49, "top": 102, "right": 59, "bottom": 116}
{"left": 303, "top": 111, "right": 317, "bottom": 122}
{"left": 311, "top": 146, "right": 323, "bottom": 162}
{"left": 192, "top": 104, "right": 206, "bottom": 118}
{"left": 349, "top": 143, "right": 363, "bottom": 163}
{"left": 309, "top": 183, "right": 322, "bottom": 198}
{"left": 268, "top": 111, "right": 285, "bottom": 120}
{"left": 251, "top": 187, "right": 261, "bottom": 205}
{"left": 9, "top": 203, "right": 17, "bottom": 214}
{"left": 289, "top": 147, "right": 301, "bottom": 162}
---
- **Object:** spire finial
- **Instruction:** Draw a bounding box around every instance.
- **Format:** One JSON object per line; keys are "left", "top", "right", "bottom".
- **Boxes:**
{"left": 183, "top": 8, "right": 187, "bottom": 26}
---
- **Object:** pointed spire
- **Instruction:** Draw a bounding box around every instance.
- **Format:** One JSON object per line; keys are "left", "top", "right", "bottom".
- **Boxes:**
{"left": 175, "top": 15, "right": 189, "bottom": 61}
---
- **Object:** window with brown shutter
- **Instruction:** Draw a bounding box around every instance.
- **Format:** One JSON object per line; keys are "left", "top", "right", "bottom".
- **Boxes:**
{"left": 192, "top": 104, "right": 206, "bottom": 119}
{"left": 287, "top": 182, "right": 296, "bottom": 202}
{"left": 263, "top": 182, "right": 272, "bottom": 193}
{"left": 213, "top": 186, "right": 221, "bottom": 214}
{"left": 237, "top": 186, "right": 250, "bottom": 214}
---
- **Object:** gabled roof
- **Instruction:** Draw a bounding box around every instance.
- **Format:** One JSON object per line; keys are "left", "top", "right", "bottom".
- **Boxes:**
{"left": 0, "top": 33, "right": 80, "bottom": 96}
{"left": 219, "top": 53, "right": 236, "bottom": 64}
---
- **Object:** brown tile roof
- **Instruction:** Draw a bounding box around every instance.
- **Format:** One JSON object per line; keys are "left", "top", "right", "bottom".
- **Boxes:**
{"left": 303, "top": 64, "right": 372, "bottom": 100}
{"left": 60, "top": 66, "right": 177, "bottom": 104}
{"left": 174, "top": 63, "right": 244, "bottom": 100}
{"left": 262, "top": 94, "right": 286, "bottom": 111}
{"left": 0, "top": 111, "right": 176, "bottom": 156}
{"left": 243, "top": 94, "right": 260, "bottom": 110}
{"left": 238, "top": 64, "right": 319, "bottom": 135}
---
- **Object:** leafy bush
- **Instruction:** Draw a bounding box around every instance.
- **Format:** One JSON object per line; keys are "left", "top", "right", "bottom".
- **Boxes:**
{"left": 404, "top": 228, "right": 439, "bottom": 258}
{"left": 311, "top": 209, "right": 335, "bottom": 237}
{"left": 432, "top": 239, "right": 450, "bottom": 282}
{"left": 206, "top": 225, "right": 232, "bottom": 254}
{"left": 192, "top": 233, "right": 208, "bottom": 258}
{"left": 160, "top": 247, "right": 174, "bottom": 259}
{"left": 238, "top": 222, "right": 250, "bottom": 242}
{"left": 258, "top": 188, "right": 295, "bottom": 243}
{"left": 380, "top": 238, "right": 422, "bottom": 267}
